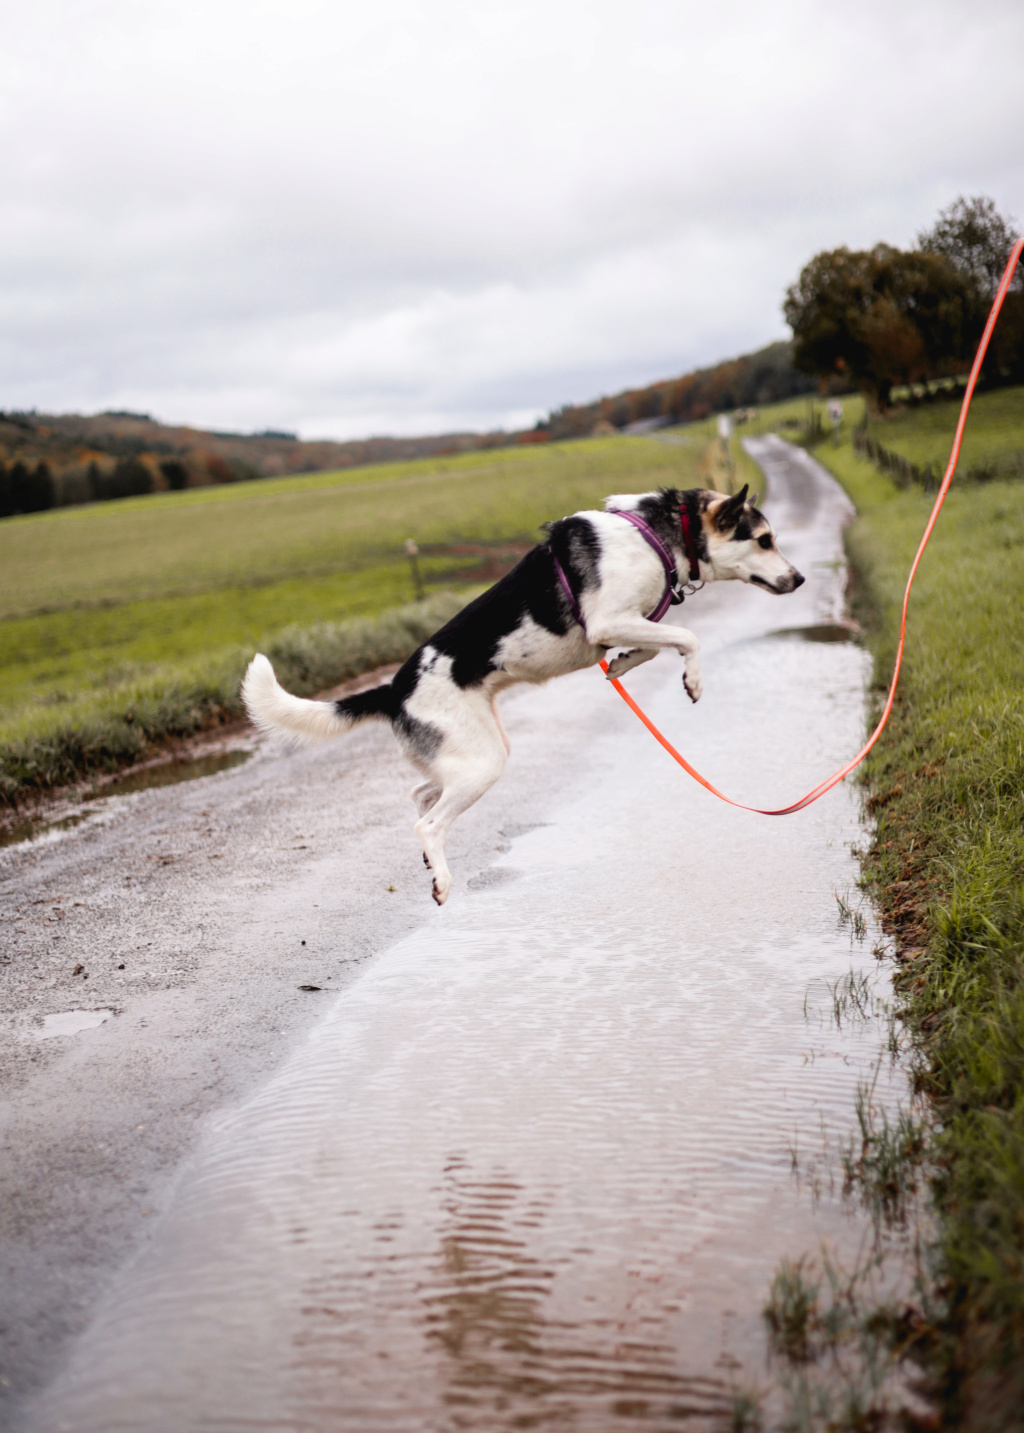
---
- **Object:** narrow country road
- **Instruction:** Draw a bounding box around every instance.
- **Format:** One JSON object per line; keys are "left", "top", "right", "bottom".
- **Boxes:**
{"left": 3, "top": 439, "right": 892, "bottom": 1431}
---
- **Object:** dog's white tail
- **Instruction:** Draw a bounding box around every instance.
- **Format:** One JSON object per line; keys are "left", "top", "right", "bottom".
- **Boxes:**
{"left": 242, "top": 654, "right": 356, "bottom": 744}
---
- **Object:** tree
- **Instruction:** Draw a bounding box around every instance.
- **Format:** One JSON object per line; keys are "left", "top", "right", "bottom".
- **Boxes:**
{"left": 0, "top": 464, "right": 12, "bottom": 519}
{"left": 104, "top": 457, "right": 153, "bottom": 500}
{"left": 204, "top": 453, "right": 235, "bottom": 484}
{"left": 160, "top": 459, "right": 189, "bottom": 491}
{"left": 784, "top": 244, "right": 971, "bottom": 407}
{"left": 8, "top": 461, "right": 31, "bottom": 512}
{"left": 5, "top": 460, "right": 55, "bottom": 513}
{"left": 29, "top": 462, "right": 55, "bottom": 511}
{"left": 917, "top": 195, "right": 1024, "bottom": 381}
{"left": 917, "top": 195, "right": 1021, "bottom": 299}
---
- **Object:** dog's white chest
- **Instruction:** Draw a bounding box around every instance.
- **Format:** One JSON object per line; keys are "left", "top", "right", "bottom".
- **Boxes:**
{"left": 493, "top": 615, "right": 596, "bottom": 683}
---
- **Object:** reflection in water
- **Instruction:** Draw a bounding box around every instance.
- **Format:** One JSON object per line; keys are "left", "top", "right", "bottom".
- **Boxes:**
{"left": 0, "top": 750, "right": 251, "bottom": 851}
{"left": 767, "top": 623, "right": 860, "bottom": 645}
{"left": 86, "top": 748, "right": 251, "bottom": 800}
{"left": 426, "top": 1162, "right": 557, "bottom": 1409}
{"left": 0, "top": 812, "right": 88, "bottom": 850}
{"left": 36, "top": 1008, "right": 115, "bottom": 1039}
{"left": 288, "top": 1157, "right": 738, "bottom": 1432}
{"left": 422, "top": 1159, "right": 734, "bottom": 1429}
{"left": 22, "top": 649, "right": 896, "bottom": 1433}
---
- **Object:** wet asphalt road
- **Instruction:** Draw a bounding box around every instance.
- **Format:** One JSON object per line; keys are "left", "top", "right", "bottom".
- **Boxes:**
{"left": 2, "top": 439, "right": 888, "bottom": 1429}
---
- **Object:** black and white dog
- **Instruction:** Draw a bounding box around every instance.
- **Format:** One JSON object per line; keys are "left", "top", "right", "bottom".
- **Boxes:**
{"left": 243, "top": 484, "right": 803, "bottom": 904}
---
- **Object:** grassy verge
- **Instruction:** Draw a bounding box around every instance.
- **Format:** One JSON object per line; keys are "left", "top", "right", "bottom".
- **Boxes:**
{"left": 812, "top": 424, "right": 1024, "bottom": 1429}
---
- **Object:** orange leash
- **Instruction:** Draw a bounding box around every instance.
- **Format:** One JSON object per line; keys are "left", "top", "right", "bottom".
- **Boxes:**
{"left": 602, "top": 237, "right": 1024, "bottom": 816}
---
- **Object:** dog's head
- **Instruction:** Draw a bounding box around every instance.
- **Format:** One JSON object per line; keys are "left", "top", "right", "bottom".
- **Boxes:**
{"left": 702, "top": 485, "right": 804, "bottom": 594}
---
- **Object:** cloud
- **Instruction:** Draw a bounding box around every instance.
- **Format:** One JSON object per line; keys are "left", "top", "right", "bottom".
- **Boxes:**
{"left": 1, "top": 0, "right": 1021, "bottom": 435}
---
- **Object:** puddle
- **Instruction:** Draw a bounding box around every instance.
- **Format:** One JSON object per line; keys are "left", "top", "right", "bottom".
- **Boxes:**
{"left": 36, "top": 1009, "right": 115, "bottom": 1039}
{"left": 767, "top": 622, "right": 860, "bottom": 644}
{"left": 27, "top": 637, "right": 904, "bottom": 1433}
{"left": 467, "top": 866, "right": 523, "bottom": 890}
{"left": 0, "top": 813, "right": 89, "bottom": 851}
{"left": 1, "top": 750, "right": 251, "bottom": 853}
{"left": 86, "top": 748, "right": 251, "bottom": 801}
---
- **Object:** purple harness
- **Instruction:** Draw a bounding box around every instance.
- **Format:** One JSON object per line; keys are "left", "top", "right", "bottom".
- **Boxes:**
{"left": 552, "top": 508, "right": 690, "bottom": 633}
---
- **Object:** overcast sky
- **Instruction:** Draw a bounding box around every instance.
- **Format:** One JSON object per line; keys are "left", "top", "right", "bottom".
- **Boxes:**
{"left": 1, "top": 0, "right": 1022, "bottom": 439}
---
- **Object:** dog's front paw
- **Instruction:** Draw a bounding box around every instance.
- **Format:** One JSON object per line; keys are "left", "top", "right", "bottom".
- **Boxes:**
{"left": 606, "top": 650, "right": 636, "bottom": 679}
{"left": 683, "top": 668, "right": 703, "bottom": 704}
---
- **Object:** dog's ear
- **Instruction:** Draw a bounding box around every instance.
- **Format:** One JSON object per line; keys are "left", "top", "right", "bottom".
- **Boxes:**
{"left": 714, "top": 484, "right": 749, "bottom": 532}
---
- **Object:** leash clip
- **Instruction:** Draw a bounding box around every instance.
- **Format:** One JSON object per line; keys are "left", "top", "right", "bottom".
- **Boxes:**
{"left": 670, "top": 580, "right": 704, "bottom": 605}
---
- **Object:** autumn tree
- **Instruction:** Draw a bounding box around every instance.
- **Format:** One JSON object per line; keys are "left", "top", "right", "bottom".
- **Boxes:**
{"left": 160, "top": 459, "right": 189, "bottom": 490}
{"left": 104, "top": 457, "right": 153, "bottom": 500}
{"left": 784, "top": 243, "right": 971, "bottom": 407}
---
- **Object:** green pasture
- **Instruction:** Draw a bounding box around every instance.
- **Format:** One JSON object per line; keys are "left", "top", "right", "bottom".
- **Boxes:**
{"left": 862, "top": 384, "right": 1024, "bottom": 475}
{"left": 0, "top": 439, "right": 703, "bottom": 619}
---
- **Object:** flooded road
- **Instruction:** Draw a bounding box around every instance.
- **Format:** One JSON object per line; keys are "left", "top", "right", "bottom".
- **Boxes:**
{"left": 5, "top": 440, "right": 896, "bottom": 1430}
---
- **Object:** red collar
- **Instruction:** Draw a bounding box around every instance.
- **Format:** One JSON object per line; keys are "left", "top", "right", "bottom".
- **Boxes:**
{"left": 679, "top": 505, "right": 701, "bottom": 582}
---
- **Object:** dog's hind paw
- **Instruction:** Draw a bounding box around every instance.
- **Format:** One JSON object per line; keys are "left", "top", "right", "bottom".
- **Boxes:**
{"left": 683, "top": 670, "right": 703, "bottom": 704}
{"left": 422, "top": 851, "right": 431, "bottom": 868}
{"left": 431, "top": 876, "right": 451, "bottom": 906}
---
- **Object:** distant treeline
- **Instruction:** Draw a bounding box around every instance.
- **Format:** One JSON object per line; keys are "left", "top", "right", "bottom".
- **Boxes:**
{"left": 0, "top": 460, "right": 55, "bottom": 517}
{"left": 0, "top": 410, "right": 515, "bottom": 518}
{"left": 534, "top": 341, "right": 816, "bottom": 441}
{"left": 0, "top": 339, "right": 821, "bottom": 518}
{"left": 0, "top": 439, "right": 266, "bottom": 518}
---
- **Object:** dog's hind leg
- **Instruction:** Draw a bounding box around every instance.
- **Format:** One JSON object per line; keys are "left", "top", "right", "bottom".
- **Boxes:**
{"left": 490, "top": 696, "right": 511, "bottom": 756}
{"left": 411, "top": 781, "right": 442, "bottom": 816}
{"left": 411, "top": 782, "right": 443, "bottom": 866}
{"left": 605, "top": 646, "right": 658, "bottom": 680}
{"left": 415, "top": 723, "right": 508, "bottom": 906}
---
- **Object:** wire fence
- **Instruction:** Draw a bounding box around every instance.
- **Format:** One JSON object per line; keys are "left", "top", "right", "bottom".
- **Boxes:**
{"left": 852, "top": 423, "right": 1024, "bottom": 491}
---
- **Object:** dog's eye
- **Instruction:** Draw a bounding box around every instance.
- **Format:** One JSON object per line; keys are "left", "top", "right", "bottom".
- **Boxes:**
{"left": 757, "top": 534, "right": 773, "bottom": 549}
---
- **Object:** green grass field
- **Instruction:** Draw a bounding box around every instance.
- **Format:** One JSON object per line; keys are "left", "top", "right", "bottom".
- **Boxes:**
{"left": 1, "top": 439, "right": 705, "bottom": 619}
{"left": 812, "top": 398, "right": 1024, "bottom": 1427}
{"left": 860, "top": 385, "right": 1024, "bottom": 477}
{"left": 0, "top": 433, "right": 715, "bottom": 799}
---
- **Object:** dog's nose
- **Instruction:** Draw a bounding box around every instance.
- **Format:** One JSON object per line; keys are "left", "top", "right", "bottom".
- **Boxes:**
{"left": 792, "top": 571, "right": 805, "bottom": 589}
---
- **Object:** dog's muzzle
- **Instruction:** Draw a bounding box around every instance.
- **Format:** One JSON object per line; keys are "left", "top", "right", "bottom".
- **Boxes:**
{"left": 752, "top": 569, "right": 804, "bottom": 593}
